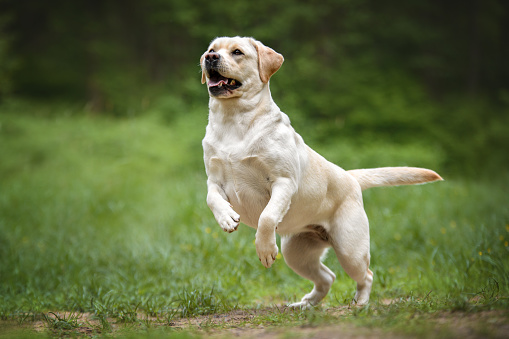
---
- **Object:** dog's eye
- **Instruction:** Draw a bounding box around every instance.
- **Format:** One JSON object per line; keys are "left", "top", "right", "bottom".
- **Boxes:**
{"left": 209, "top": 49, "right": 215, "bottom": 53}
{"left": 232, "top": 49, "right": 244, "bottom": 56}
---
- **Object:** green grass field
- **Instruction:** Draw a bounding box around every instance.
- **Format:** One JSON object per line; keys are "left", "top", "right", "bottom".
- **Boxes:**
{"left": 0, "top": 102, "right": 508, "bottom": 337}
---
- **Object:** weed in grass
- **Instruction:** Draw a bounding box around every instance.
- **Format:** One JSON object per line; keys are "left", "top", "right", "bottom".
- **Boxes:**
{"left": 477, "top": 278, "right": 500, "bottom": 304}
{"left": 42, "top": 312, "right": 82, "bottom": 330}
{"left": 164, "top": 308, "right": 179, "bottom": 325}
{"left": 96, "top": 314, "right": 112, "bottom": 333}
{"left": 141, "top": 295, "right": 164, "bottom": 318}
{"left": 91, "top": 295, "right": 117, "bottom": 319}
{"left": 118, "top": 303, "right": 141, "bottom": 323}
{"left": 14, "top": 312, "right": 38, "bottom": 326}
{"left": 176, "top": 289, "right": 232, "bottom": 318}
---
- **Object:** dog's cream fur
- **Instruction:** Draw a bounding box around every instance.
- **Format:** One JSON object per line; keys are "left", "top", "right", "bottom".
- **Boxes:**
{"left": 201, "top": 37, "right": 442, "bottom": 308}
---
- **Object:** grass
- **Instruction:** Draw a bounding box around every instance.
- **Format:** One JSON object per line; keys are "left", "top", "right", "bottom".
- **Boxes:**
{"left": 0, "top": 101, "right": 508, "bottom": 337}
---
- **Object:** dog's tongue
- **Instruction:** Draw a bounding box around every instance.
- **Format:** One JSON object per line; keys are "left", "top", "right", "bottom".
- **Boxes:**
{"left": 208, "top": 73, "right": 229, "bottom": 87}
{"left": 208, "top": 78, "right": 227, "bottom": 87}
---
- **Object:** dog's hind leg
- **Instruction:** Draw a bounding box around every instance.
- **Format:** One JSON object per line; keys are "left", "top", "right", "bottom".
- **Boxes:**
{"left": 282, "top": 231, "right": 335, "bottom": 308}
{"left": 328, "top": 199, "right": 373, "bottom": 305}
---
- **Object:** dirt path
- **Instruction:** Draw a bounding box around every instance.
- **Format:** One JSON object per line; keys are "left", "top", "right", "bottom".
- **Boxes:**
{"left": 4, "top": 306, "right": 508, "bottom": 338}
{"left": 168, "top": 307, "right": 509, "bottom": 339}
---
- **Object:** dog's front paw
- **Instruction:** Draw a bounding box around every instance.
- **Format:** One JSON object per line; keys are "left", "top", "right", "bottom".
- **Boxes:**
{"left": 255, "top": 238, "right": 278, "bottom": 268}
{"left": 215, "top": 206, "right": 240, "bottom": 233}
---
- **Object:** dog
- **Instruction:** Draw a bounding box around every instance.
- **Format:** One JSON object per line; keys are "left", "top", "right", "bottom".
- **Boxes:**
{"left": 200, "top": 36, "right": 442, "bottom": 308}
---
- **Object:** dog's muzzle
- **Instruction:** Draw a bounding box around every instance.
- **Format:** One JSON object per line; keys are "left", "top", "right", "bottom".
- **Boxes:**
{"left": 204, "top": 52, "right": 242, "bottom": 96}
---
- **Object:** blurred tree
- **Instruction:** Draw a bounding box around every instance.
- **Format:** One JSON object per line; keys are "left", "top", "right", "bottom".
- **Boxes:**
{"left": 0, "top": 11, "right": 16, "bottom": 99}
{"left": 0, "top": 0, "right": 507, "bottom": 172}
{"left": 1, "top": 0, "right": 506, "bottom": 104}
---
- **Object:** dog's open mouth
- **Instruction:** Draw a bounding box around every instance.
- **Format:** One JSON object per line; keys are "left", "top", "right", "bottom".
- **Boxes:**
{"left": 207, "top": 70, "right": 242, "bottom": 95}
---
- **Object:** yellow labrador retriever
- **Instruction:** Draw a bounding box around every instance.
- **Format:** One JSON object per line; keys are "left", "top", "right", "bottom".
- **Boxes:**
{"left": 200, "top": 36, "right": 442, "bottom": 308}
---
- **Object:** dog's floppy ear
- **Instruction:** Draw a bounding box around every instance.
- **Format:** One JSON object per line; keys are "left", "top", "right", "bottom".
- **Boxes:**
{"left": 200, "top": 54, "right": 207, "bottom": 84}
{"left": 253, "top": 40, "right": 284, "bottom": 83}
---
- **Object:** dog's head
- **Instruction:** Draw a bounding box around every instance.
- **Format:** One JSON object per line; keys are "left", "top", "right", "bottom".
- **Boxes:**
{"left": 200, "top": 37, "right": 284, "bottom": 99}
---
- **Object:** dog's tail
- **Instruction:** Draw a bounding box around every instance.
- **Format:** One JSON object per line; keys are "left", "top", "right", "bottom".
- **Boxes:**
{"left": 347, "top": 167, "right": 443, "bottom": 191}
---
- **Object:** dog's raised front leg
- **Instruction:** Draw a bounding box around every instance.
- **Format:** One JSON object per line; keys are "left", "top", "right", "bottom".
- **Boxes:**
{"left": 206, "top": 179, "right": 240, "bottom": 233}
{"left": 255, "top": 178, "right": 295, "bottom": 268}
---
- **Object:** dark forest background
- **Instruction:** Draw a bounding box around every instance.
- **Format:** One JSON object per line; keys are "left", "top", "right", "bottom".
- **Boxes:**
{"left": 1, "top": 0, "right": 508, "bottom": 175}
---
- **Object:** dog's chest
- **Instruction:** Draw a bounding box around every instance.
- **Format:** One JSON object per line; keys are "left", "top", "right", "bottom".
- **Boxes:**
{"left": 204, "top": 138, "right": 274, "bottom": 227}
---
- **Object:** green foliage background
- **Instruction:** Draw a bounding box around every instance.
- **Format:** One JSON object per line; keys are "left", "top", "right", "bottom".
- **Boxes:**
{"left": 1, "top": 0, "right": 508, "bottom": 174}
{"left": 0, "top": 0, "right": 508, "bottom": 324}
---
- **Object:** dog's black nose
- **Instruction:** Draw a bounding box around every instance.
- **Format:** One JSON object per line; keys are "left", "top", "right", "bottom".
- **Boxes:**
{"left": 205, "top": 52, "right": 220, "bottom": 61}
{"left": 205, "top": 52, "right": 220, "bottom": 68}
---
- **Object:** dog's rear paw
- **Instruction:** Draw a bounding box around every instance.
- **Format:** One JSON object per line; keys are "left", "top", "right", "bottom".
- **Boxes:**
{"left": 287, "top": 300, "right": 314, "bottom": 309}
{"left": 287, "top": 291, "right": 323, "bottom": 309}
{"left": 353, "top": 294, "right": 370, "bottom": 306}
